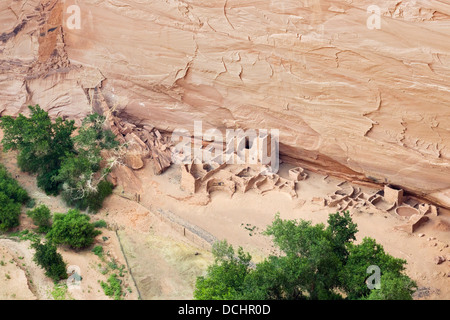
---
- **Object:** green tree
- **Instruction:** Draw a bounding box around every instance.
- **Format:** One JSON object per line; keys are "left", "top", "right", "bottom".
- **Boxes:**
{"left": 32, "top": 240, "right": 67, "bottom": 281}
{"left": 0, "top": 164, "right": 29, "bottom": 231}
{"left": 101, "top": 274, "right": 123, "bottom": 300}
{"left": 0, "top": 165, "right": 30, "bottom": 204}
{"left": 55, "top": 113, "right": 117, "bottom": 212}
{"left": 46, "top": 209, "right": 101, "bottom": 249}
{"left": 74, "top": 113, "right": 119, "bottom": 153}
{"left": 0, "top": 193, "right": 21, "bottom": 232}
{"left": 27, "top": 204, "right": 52, "bottom": 233}
{"left": 365, "top": 273, "right": 417, "bottom": 300}
{"left": 1, "top": 107, "right": 117, "bottom": 211}
{"left": 0, "top": 105, "right": 76, "bottom": 195}
{"left": 340, "top": 237, "right": 407, "bottom": 299}
{"left": 194, "top": 212, "right": 416, "bottom": 300}
{"left": 326, "top": 210, "right": 358, "bottom": 262}
{"left": 194, "top": 241, "right": 252, "bottom": 300}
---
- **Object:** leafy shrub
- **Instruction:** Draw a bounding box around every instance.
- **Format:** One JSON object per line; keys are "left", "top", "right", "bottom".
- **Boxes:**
{"left": 92, "top": 245, "right": 104, "bottom": 258}
{"left": 0, "top": 164, "right": 29, "bottom": 204}
{"left": 364, "top": 273, "right": 417, "bottom": 300}
{"left": 46, "top": 209, "right": 101, "bottom": 249}
{"left": 51, "top": 283, "right": 71, "bottom": 300}
{"left": 101, "top": 129, "right": 120, "bottom": 150}
{"left": 26, "top": 198, "right": 36, "bottom": 209}
{"left": 32, "top": 241, "right": 67, "bottom": 281}
{"left": 1, "top": 106, "right": 115, "bottom": 211}
{"left": 56, "top": 113, "right": 116, "bottom": 212}
{"left": 60, "top": 179, "right": 113, "bottom": 214}
{"left": 0, "top": 105, "right": 119, "bottom": 212}
{"left": 8, "top": 229, "right": 41, "bottom": 242}
{"left": 101, "top": 274, "right": 122, "bottom": 300}
{"left": 36, "top": 168, "right": 62, "bottom": 196}
{"left": 27, "top": 204, "right": 52, "bottom": 233}
{"left": 85, "top": 180, "right": 113, "bottom": 213}
{"left": 93, "top": 220, "right": 107, "bottom": 228}
{"left": 0, "top": 165, "right": 30, "bottom": 231}
{"left": 0, "top": 193, "right": 21, "bottom": 232}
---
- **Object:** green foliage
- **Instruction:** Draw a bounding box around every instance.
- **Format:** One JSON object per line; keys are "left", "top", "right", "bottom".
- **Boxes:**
{"left": 26, "top": 198, "right": 36, "bottom": 209}
{"left": 101, "top": 274, "right": 123, "bottom": 300}
{"left": 32, "top": 240, "right": 67, "bottom": 281}
{"left": 27, "top": 204, "right": 52, "bottom": 233}
{"left": 364, "top": 273, "right": 417, "bottom": 300}
{"left": 0, "top": 165, "right": 29, "bottom": 231}
{"left": 194, "top": 241, "right": 252, "bottom": 300}
{"left": 77, "top": 113, "right": 119, "bottom": 151}
{"left": 92, "top": 245, "right": 104, "bottom": 258}
{"left": 0, "top": 105, "right": 76, "bottom": 195}
{"left": 101, "top": 129, "right": 120, "bottom": 150}
{"left": 46, "top": 209, "right": 102, "bottom": 249}
{"left": 0, "top": 193, "right": 21, "bottom": 232}
{"left": 93, "top": 220, "right": 107, "bottom": 228}
{"left": 55, "top": 113, "right": 116, "bottom": 212}
{"left": 327, "top": 210, "right": 358, "bottom": 261}
{"left": 36, "top": 168, "right": 62, "bottom": 196}
{"left": 0, "top": 165, "right": 30, "bottom": 204}
{"left": 107, "top": 259, "right": 119, "bottom": 271}
{"left": 8, "top": 229, "right": 41, "bottom": 242}
{"left": 51, "top": 283, "right": 71, "bottom": 300}
{"left": 1, "top": 106, "right": 116, "bottom": 211}
{"left": 194, "top": 211, "right": 416, "bottom": 301}
{"left": 340, "top": 237, "right": 407, "bottom": 299}
{"left": 57, "top": 153, "right": 98, "bottom": 207}
{"left": 84, "top": 180, "right": 113, "bottom": 213}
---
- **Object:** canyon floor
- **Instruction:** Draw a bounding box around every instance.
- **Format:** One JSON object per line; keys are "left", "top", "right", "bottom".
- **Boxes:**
{"left": 0, "top": 145, "right": 449, "bottom": 300}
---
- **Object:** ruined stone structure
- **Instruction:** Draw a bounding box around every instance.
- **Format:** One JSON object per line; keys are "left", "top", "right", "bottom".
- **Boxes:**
{"left": 324, "top": 183, "right": 439, "bottom": 233}
{"left": 180, "top": 161, "right": 307, "bottom": 201}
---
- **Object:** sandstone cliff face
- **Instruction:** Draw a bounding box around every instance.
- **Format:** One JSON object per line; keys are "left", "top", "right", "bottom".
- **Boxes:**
{"left": 1, "top": 0, "right": 449, "bottom": 207}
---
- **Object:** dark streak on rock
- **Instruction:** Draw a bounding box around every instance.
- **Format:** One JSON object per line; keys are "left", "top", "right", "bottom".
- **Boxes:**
{"left": 0, "top": 20, "right": 27, "bottom": 43}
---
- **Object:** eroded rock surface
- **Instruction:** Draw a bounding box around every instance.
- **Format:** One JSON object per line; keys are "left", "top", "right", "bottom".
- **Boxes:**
{"left": 1, "top": 0, "right": 449, "bottom": 207}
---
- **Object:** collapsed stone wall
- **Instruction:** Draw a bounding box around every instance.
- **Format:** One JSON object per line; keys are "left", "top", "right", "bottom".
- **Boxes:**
{"left": 323, "top": 183, "right": 439, "bottom": 233}
{"left": 180, "top": 160, "right": 307, "bottom": 202}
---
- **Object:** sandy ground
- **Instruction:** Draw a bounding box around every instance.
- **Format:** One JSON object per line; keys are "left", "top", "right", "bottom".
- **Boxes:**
{"left": 0, "top": 239, "right": 46, "bottom": 300}
{"left": 97, "top": 195, "right": 214, "bottom": 300}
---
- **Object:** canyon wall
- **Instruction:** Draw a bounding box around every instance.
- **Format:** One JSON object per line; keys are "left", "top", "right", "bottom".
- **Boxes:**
{"left": 1, "top": 0, "right": 450, "bottom": 207}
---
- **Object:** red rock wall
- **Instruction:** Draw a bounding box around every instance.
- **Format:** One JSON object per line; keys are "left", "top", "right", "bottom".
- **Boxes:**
{"left": 1, "top": 0, "right": 449, "bottom": 207}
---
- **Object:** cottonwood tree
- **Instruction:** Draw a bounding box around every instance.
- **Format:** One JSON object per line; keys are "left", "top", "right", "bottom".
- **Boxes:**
{"left": 55, "top": 113, "right": 120, "bottom": 212}
{"left": 1, "top": 106, "right": 122, "bottom": 211}
{"left": 194, "top": 211, "right": 416, "bottom": 300}
{"left": 27, "top": 204, "right": 52, "bottom": 233}
{"left": 0, "top": 164, "right": 29, "bottom": 231}
{"left": 0, "top": 105, "right": 76, "bottom": 195}
{"left": 32, "top": 240, "right": 68, "bottom": 281}
{"left": 46, "top": 209, "right": 102, "bottom": 249}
